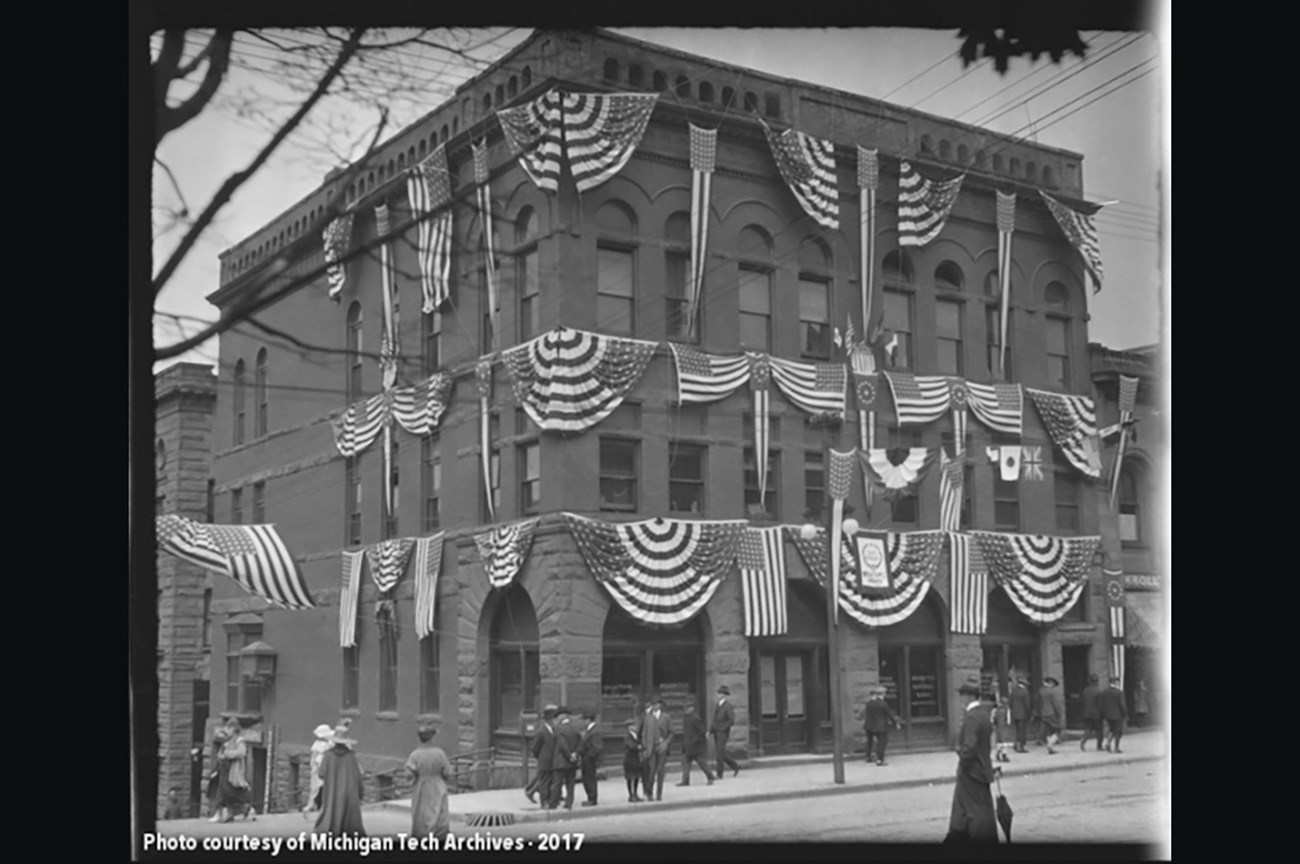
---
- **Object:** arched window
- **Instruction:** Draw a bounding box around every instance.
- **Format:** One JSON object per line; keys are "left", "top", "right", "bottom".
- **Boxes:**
{"left": 934, "top": 261, "right": 964, "bottom": 292}
{"left": 1025, "top": 161, "right": 1037, "bottom": 183}
{"left": 798, "top": 239, "right": 832, "bottom": 359}
{"left": 367, "top": 170, "right": 376, "bottom": 189}
{"left": 347, "top": 183, "right": 356, "bottom": 202}
{"left": 653, "top": 70, "right": 667, "bottom": 91}
{"left": 934, "top": 263, "right": 965, "bottom": 374}
{"left": 992, "top": 154, "right": 1004, "bottom": 173}
{"left": 1044, "top": 281, "right": 1070, "bottom": 309}
{"left": 628, "top": 64, "right": 644, "bottom": 88}
{"left": 1044, "top": 281, "right": 1072, "bottom": 389}
{"left": 398, "top": 153, "right": 406, "bottom": 170}
{"left": 675, "top": 76, "right": 690, "bottom": 98}
{"left": 939, "top": 139, "right": 952, "bottom": 161}
{"left": 738, "top": 226, "right": 774, "bottom": 353}
{"left": 508, "top": 76, "right": 518, "bottom": 99}
{"left": 452, "top": 117, "right": 459, "bottom": 136}
{"left": 522, "top": 66, "right": 531, "bottom": 89}
{"left": 516, "top": 207, "right": 541, "bottom": 341}
{"left": 765, "top": 93, "right": 781, "bottom": 118}
{"left": 664, "top": 212, "right": 694, "bottom": 342}
{"left": 1118, "top": 462, "right": 1146, "bottom": 546}
{"left": 698, "top": 81, "right": 714, "bottom": 103}
{"left": 254, "top": 348, "right": 269, "bottom": 437}
{"left": 495, "top": 84, "right": 504, "bottom": 106}
{"left": 489, "top": 584, "right": 540, "bottom": 738}
{"left": 722, "top": 86, "right": 736, "bottom": 108}
{"left": 1009, "top": 157, "right": 1021, "bottom": 177}
{"left": 483, "top": 92, "right": 492, "bottom": 111}
{"left": 957, "top": 144, "right": 970, "bottom": 164}
{"left": 346, "top": 301, "right": 363, "bottom": 404}
{"left": 604, "top": 58, "right": 620, "bottom": 81}
{"left": 882, "top": 251, "right": 914, "bottom": 370}
{"left": 440, "top": 125, "right": 448, "bottom": 144}
{"left": 975, "top": 150, "right": 986, "bottom": 169}
{"left": 920, "top": 135, "right": 934, "bottom": 155}
{"left": 232, "top": 359, "right": 246, "bottom": 446}
{"left": 744, "top": 91, "right": 759, "bottom": 112}
{"left": 1042, "top": 165, "right": 1055, "bottom": 187}
{"left": 596, "top": 202, "right": 637, "bottom": 336}
{"left": 418, "top": 139, "right": 427, "bottom": 159}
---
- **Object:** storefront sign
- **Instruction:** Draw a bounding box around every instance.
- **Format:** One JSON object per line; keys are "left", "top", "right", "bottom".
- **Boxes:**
{"left": 1124, "top": 573, "right": 1162, "bottom": 592}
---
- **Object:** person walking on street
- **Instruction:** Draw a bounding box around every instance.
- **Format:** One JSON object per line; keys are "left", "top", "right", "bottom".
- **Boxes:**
{"left": 641, "top": 695, "right": 673, "bottom": 802}
{"left": 622, "top": 717, "right": 644, "bottom": 802}
{"left": 551, "top": 707, "right": 582, "bottom": 811}
{"left": 314, "top": 725, "right": 366, "bottom": 838}
{"left": 944, "top": 677, "right": 999, "bottom": 844}
{"left": 576, "top": 709, "right": 603, "bottom": 807}
{"left": 710, "top": 685, "right": 741, "bottom": 780}
{"left": 216, "top": 720, "right": 254, "bottom": 822}
{"left": 1080, "top": 674, "right": 1103, "bottom": 751}
{"left": 405, "top": 723, "right": 453, "bottom": 842}
{"left": 206, "top": 729, "right": 226, "bottom": 822}
{"left": 863, "top": 685, "right": 900, "bottom": 766}
{"left": 677, "top": 704, "right": 716, "bottom": 786}
{"left": 1037, "top": 676, "right": 1065, "bottom": 754}
{"left": 530, "top": 705, "right": 558, "bottom": 810}
{"left": 1009, "top": 677, "right": 1032, "bottom": 754}
{"left": 1099, "top": 676, "right": 1128, "bottom": 753}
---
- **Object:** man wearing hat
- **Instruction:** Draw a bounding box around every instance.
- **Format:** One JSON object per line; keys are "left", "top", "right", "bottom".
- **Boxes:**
{"left": 550, "top": 707, "right": 582, "bottom": 810}
{"left": 530, "top": 705, "right": 559, "bottom": 809}
{"left": 677, "top": 703, "right": 715, "bottom": 786}
{"left": 576, "top": 709, "right": 603, "bottom": 806}
{"left": 1036, "top": 676, "right": 1065, "bottom": 754}
{"left": 640, "top": 694, "right": 673, "bottom": 801}
{"left": 1098, "top": 676, "right": 1128, "bottom": 753}
{"left": 709, "top": 685, "right": 740, "bottom": 780}
{"left": 944, "top": 676, "right": 998, "bottom": 844}
{"left": 863, "top": 685, "right": 900, "bottom": 766}
{"left": 1009, "top": 677, "right": 1032, "bottom": 754}
{"left": 1080, "top": 674, "right": 1103, "bottom": 752}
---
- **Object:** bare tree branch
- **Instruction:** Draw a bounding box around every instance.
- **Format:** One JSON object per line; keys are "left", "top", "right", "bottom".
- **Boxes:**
{"left": 175, "top": 36, "right": 216, "bottom": 79}
{"left": 156, "top": 31, "right": 233, "bottom": 143}
{"left": 153, "top": 157, "right": 189, "bottom": 219}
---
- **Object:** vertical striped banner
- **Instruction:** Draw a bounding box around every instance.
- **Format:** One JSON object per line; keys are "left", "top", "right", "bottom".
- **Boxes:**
{"left": 339, "top": 550, "right": 364, "bottom": 647}
{"left": 473, "top": 140, "right": 500, "bottom": 353}
{"left": 1109, "top": 375, "right": 1140, "bottom": 508}
{"left": 939, "top": 449, "right": 965, "bottom": 533}
{"left": 376, "top": 204, "right": 398, "bottom": 391}
{"left": 749, "top": 354, "right": 772, "bottom": 507}
{"left": 476, "top": 358, "right": 495, "bottom": 523}
{"left": 740, "top": 526, "right": 788, "bottom": 637}
{"left": 858, "top": 146, "right": 879, "bottom": 339}
{"left": 688, "top": 124, "right": 716, "bottom": 341}
{"left": 413, "top": 532, "right": 445, "bottom": 640}
{"left": 1111, "top": 644, "right": 1126, "bottom": 689}
{"left": 996, "top": 191, "right": 1016, "bottom": 378}
{"left": 948, "top": 532, "right": 988, "bottom": 634}
{"left": 1104, "top": 566, "right": 1126, "bottom": 687}
{"left": 828, "top": 449, "right": 857, "bottom": 628}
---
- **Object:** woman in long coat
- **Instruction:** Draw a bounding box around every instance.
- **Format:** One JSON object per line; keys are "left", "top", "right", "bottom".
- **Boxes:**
{"left": 945, "top": 678, "right": 998, "bottom": 844}
{"left": 405, "top": 724, "right": 454, "bottom": 840}
{"left": 315, "top": 726, "right": 367, "bottom": 837}
{"left": 217, "top": 723, "right": 254, "bottom": 822}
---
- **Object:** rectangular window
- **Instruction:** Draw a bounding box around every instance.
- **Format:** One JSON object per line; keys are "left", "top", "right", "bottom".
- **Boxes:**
{"left": 422, "top": 310, "right": 442, "bottom": 375}
{"left": 798, "top": 278, "right": 830, "bottom": 359}
{"left": 936, "top": 298, "right": 964, "bottom": 376}
{"left": 202, "top": 588, "right": 212, "bottom": 650}
{"left": 664, "top": 250, "right": 696, "bottom": 342}
{"left": 599, "top": 438, "right": 638, "bottom": 511}
{"left": 738, "top": 267, "right": 772, "bottom": 352}
{"left": 421, "top": 434, "right": 440, "bottom": 532}
{"left": 520, "top": 442, "right": 541, "bottom": 513}
{"left": 1046, "top": 317, "right": 1070, "bottom": 390}
{"left": 345, "top": 455, "right": 362, "bottom": 546}
{"left": 597, "top": 246, "right": 635, "bottom": 335}
{"left": 379, "top": 629, "right": 398, "bottom": 713}
{"left": 342, "top": 646, "right": 359, "bottom": 710}
{"left": 804, "top": 450, "right": 825, "bottom": 521}
{"left": 985, "top": 305, "right": 1012, "bottom": 381}
{"left": 384, "top": 440, "right": 399, "bottom": 539}
{"left": 519, "top": 247, "right": 540, "bottom": 341}
{"left": 743, "top": 448, "right": 779, "bottom": 519}
{"left": 420, "top": 635, "right": 439, "bottom": 714}
{"left": 225, "top": 627, "right": 262, "bottom": 714}
{"left": 889, "top": 428, "right": 922, "bottom": 524}
{"left": 993, "top": 436, "right": 1020, "bottom": 530}
{"left": 668, "top": 442, "right": 706, "bottom": 514}
{"left": 1054, "top": 466, "right": 1080, "bottom": 534}
{"left": 883, "top": 289, "right": 913, "bottom": 370}
{"left": 230, "top": 488, "right": 243, "bottom": 525}
{"left": 252, "top": 481, "right": 265, "bottom": 524}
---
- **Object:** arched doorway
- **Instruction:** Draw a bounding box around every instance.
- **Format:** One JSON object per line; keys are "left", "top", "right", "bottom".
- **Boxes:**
{"left": 749, "top": 581, "right": 830, "bottom": 755}
{"left": 980, "top": 586, "right": 1041, "bottom": 714}
{"left": 489, "top": 584, "right": 540, "bottom": 753}
{"left": 878, "top": 592, "right": 947, "bottom": 749}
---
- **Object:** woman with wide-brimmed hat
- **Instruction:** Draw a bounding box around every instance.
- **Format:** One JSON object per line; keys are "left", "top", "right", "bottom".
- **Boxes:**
{"left": 314, "top": 725, "right": 366, "bottom": 837}
{"left": 302, "top": 724, "right": 335, "bottom": 820}
{"left": 405, "top": 723, "right": 454, "bottom": 841}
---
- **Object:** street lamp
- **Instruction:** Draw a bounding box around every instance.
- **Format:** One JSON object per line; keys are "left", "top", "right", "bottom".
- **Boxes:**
{"left": 801, "top": 508, "right": 859, "bottom": 785}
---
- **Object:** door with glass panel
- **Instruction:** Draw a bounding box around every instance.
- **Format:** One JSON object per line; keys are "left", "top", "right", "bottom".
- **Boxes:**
{"left": 755, "top": 650, "right": 811, "bottom": 754}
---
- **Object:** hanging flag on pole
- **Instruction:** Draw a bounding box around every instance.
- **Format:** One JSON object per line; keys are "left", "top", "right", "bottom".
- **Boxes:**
{"left": 1105, "top": 567, "right": 1126, "bottom": 687}
{"left": 156, "top": 515, "right": 315, "bottom": 610}
{"left": 323, "top": 212, "right": 355, "bottom": 300}
{"left": 749, "top": 354, "right": 772, "bottom": 508}
{"left": 739, "top": 526, "right": 788, "bottom": 637}
{"left": 472, "top": 139, "right": 500, "bottom": 353}
{"left": 413, "top": 533, "right": 445, "bottom": 641}
{"left": 407, "top": 144, "right": 453, "bottom": 314}
{"left": 939, "top": 449, "right": 965, "bottom": 533}
{"left": 762, "top": 118, "right": 839, "bottom": 230}
{"left": 1041, "top": 191, "right": 1105, "bottom": 292}
{"left": 850, "top": 337, "right": 878, "bottom": 508}
{"left": 996, "top": 191, "right": 1016, "bottom": 377}
{"left": 375, "top": 204, "right": 399, "bottom": 390}
{"left": 1109, "top": 375, "right": 1140, "bottom": 508}
{"left": 688, "top": 124, "right": 716, "bottom": 340}
{"left": 827, "top": 448, "right": 857, "bottom": 627}
{"left": 338, "top": 550, "right": 363, "bottom": 647}
{"left": 949, "top": 532, "right": 989, "bottom": 634}
{"left": 476, "top": 358, "right": 496, "bottom": 523}
{"left": 858, "top": 146, "right": 879, "bottom": 336}
{"left": 898, "top": 161, "right": 964, "bottom": 247}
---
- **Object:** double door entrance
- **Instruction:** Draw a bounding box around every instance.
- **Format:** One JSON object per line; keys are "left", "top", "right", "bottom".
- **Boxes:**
{"left": 752, "top": 648, "right": 826, "bottom": 755}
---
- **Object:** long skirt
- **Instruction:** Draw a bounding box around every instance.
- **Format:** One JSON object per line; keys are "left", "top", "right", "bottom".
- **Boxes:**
{"left": 946, "top": 770, "right": 997, "bottom": 843}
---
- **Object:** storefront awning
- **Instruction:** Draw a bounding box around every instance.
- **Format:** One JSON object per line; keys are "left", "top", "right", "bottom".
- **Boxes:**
{"left": 1126, "top": 592, "right": 1164, "bottom": 649}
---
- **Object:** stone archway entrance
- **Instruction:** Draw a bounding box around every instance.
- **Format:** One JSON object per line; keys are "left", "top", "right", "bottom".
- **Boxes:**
{"left": 488, "top": 583, "right": 540, "bottom": 754}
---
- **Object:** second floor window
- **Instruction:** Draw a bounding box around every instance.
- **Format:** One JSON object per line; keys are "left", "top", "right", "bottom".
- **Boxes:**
{"left": 669, "top": 442, "right": 706, "bottom": 514}
{"left": 254, "top": 348, "right": 269, "bottom": 437}
{"left": 1045, "top": 317, "right": 1071, "bottom": 390}
{"left": 599, "top": 438, "right": 638, "bottom": 511}
{"left": 345, "top": 455, "right": 362, "bottom": 546}
{"left": 231, "top": 488, "right": 243, "bottom": 524}
{"left": 888, "top": 427, "right": 922, "bottom": 524}
{"left": 1118, "top": 464, "right": 1143, "bottom": 546}
{"left": 743, "top": 447, "right": 779, "bottom": 520}
{"left": 517, "top": 208, "right": 540, "bottom": 342}
{"left": 799, "top": 278, "right": 831, "bottom": 359}
{"left": 738, "top": 266, "right": 772, "bottom": 352}
{"left": 520, "top": 441, "right": 541, "bottom": 513}
{"left": 252, "top": 481, "right": 265, "bottom": 523}
{"left": 384, "top": 440, "right": 399, "bottom": 539}
{"left": 347, "top": 301, "right": 363, "bottom": 403}
{"left": 665, "top": 249, "right": 693, "bottom": 342}
{"left": 1054, "top": 464, "right": 1080, "bottom": 534}
{"left": 883, "top": 289, "right": 913, "bottom": 371}
{"left": 233, "top": 359, "right": 246, "bottom": 446}
{"left": 992, "top": 436, "right": 1020, "bottom": 530}
{"left": 804, "top": 450, "right": 825, "bottom": 521}
{"left": 422, "top": 433, "right": 441, "bottom": 531}
{"left": 936, "top": 299, "right": 964, "bottom": 376}
{"left": 597, "top": 246, "right": 635, "bottom": 335}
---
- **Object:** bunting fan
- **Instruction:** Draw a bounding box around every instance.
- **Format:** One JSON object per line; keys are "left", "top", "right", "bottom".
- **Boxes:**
{"left": 972, "top": 532, "right": 1101, "bottom": 623}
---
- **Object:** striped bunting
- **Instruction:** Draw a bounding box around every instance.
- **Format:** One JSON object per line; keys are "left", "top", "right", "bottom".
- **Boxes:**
{"left": 884, "top": 372, "right": 951, "bottom": 425}
{"left": 496, "top": 89, "right": 563, "bottom": 192}
{"left": 1041, "top": 191, "right": 1104, "bottom": 292}
{"left": 322, "top": 213, "right": 355, "bottom": 300}
{"left": 769, "top": 356, "right": 847, "bottom": 419}
{"left": 996, "top": 191, "right": 1016, "bottom": 377}
{"left": 898, "top": 161, "right": 964, "bottom": 247}
{"left": 939, "top": 449, "right": 965, "bottom": 533}
{"left": 330, "top": 393, "right": 387, "bottom": 457}
{"left": 564, "top": 92, "right": 658, "bottom": 193}
{"left": 156, "top": 515, "right": 314, "bottom": 610}
{"left": 670, "top": 344, "right": 751, "bottom": 403}
{"left": 948, "top": 532, "right": 989, "bottom": 634}
{"left": 1027, "top": 388, "right": 1102, "bottom": 477}
{"left": 565, "top": 514, "right": 745, "bottom": 627}
{"left": 965, "top": 380, "right": 1024, "bottom": 436}
{"left": 364, "top": 538, "right": 414, "bottom": 594}
{"left": 339, "top": 550, "right": 363, "bottom": 647}
{"left": 407, "top": 144, "right": 453, "bottom": 314}
{"left": 502, "top": 327, "right": 657, "bottom": 432}
{"left": 861, "top": 447, "right": 934, "bottom": 501}
{"left": 739, "top": 526, "right": 788, "bottom": 637}
{"left": 413, "top": 533, "right": 445, "bottom": 640}
{"left": 391, "top": 373, "right": 453, "bottom": 437}
{"left": 763, "top": 122, "right": 839, "bottom": 230}
{"left": 475, "top": 518, "right": 539, "bottom": 590}
{"left": 972, "top": 532, "right": 1100, "bottom": 623}
{"left": 472, "top": 139, "right": 500, "bottom": 352}
{"left": 687, "top": 124, "right": 716, "bottom": 340}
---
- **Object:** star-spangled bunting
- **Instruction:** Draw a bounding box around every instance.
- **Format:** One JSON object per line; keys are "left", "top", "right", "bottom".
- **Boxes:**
{"left": 861, "top": 448, "right": 935, "bottom": 501}
{"left": 769, "top": 356, "right": 847, "bottom": 419}
{"left": 413, "top": 533, "right": 445, "bottom": 641}
{"left": 762, "top": 120, "right": 839, "bottom": 230}
{"left": 965, "top": 380, "right": 1024, "bottom": 437}
{"left": 157, "top": 515, "right": 314, "bottom": 610}
{"left": 332, "top": 374, "right": 452, "bottom": 456}
{"left": 563, "top": 92, "right": 659, "bottom": 192}
{"left": 338, "top": 550, "right": 363, "bottom": 647}
{"left": 364, "top": 538, "right": 415, "bottom": 594}
{"left": 475, "top": 519, "right": 539, "bottom": 589}
{"left": 739, "top": 526, "right": 788, "bottom": 637}
{"left": 323, "top": 213, "right": 355, "bottom": 300}
{"left": 972, "top": 532, "right": 1101, "bottom": 623}
{"left": 496, "top": 89, "right": 563, "bottom": 192}
{"left": 687, "top": 124, "right": 716, "bottom": 340}
{"left": 898, "top": 161, "right": 964, "bottom": 247}
{"left": 407, "top": 144, "right": 453, "bottom": 313}
{"left": 884, "top": 372, "right": 951, "bottom": 425}
{"left": 1041, "top": 191, "right": 1104, "bottom": 292}
{"left": 996, "top": 191, "right": 1016, "bottom": 377}
{"left": 668, "top": 344, "right": 751, "bottom": 404}
{"left": 1027, "top": 388, "right": 1102, "bottom": 477}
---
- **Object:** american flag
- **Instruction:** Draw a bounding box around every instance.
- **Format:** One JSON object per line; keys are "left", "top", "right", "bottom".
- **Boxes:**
{"left": 322, "top": 212, "right": 355, "bottom": 299}
{"left": 898, "top": 161, "right": 964, "bottom": 247}
{"left": 376, "top": 203, "right": 398, "bottom": 390}
{"left": 1109, "top": 375, "right": 1141, "bottom": 506}
{"left": 739, "top": 527, "right": 788, "bottom": 637}
{"left": 996, "top": 191, "right": 1016, "bottom": 376}
{"left": 496, "top": 89, "right": 563, "bottom": 191}
{"left": 858, "top": 146, "right": 879, "bottom": 342}
{"left": 1027, "top": 388, "right": 1102, "bottom": 477}
{"left": 564, "top": 92, "right": 658, "bottom": 192}
{"left": 669, "top": 344, "right": 751, "bottom": 403}
{"left": 763, "top": 122, "right": 839, "bottom": 230}
{"left": 157, "top": 515, "right": 314, "bottom": 610}
{"left": 688, "top": 124, "right": 716, "bottom": 340}
{"left": 1041, "top": 191, "right": 1104, "bottom": 292}
{"left": 391, "top": 373, "right": 453, "bottom": 437}
{"left": 769, "top": 356, "right": 846, "bottom": 418}
{"left": 884, "top": 372, "right": 951, "bottom": 425}
{"left": 364, "top": 537, "right": 414, "bottom": 594}
{"left": 475, "top": 518, "right": 539, "bottom": 589}
{"left": 473, "top": 139, "right": 500, "bottom": 351}
{"left": 476, "top": 359, "right": 495, "bottom": 523}
{"left": 413, "top": 533, "right": 445, "bottom": 641}
{"left": 966, "top": 380, "right": 1024, "bottom": 436}
{"left": 939, "top": 449, "right": 965, "bottom": 533}
{"left": 407, "top": 145, "right": 453, "bottom": 314}
{"left": 338, "top": 550, "right": 363, "bottom": 647}
{"left": 948, "top": 532, "right": 989, "bottom": 634}
{"left": 331, "top": 393, "right": 387, "bottom": 458}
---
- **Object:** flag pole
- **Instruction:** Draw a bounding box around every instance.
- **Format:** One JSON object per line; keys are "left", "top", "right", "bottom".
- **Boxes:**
{"left": 823, "top": 443, "right": 846, "bottom": 786}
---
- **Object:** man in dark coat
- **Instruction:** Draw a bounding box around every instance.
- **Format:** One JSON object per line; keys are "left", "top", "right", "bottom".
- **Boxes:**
{"left": 314, "top": 726, "right": 366, "bottom": 837}
{"left": 576, "top": 709, "right": 603, "bottom": 807}
{"left": 1009, "top": 677, "right": 1032, "bottom": 753}
{"left": 709, "top": 685, "right": 740, "bottom": 779}
{"left": 1099, "top": 676, "right": 1129, "bottom": 753}
{"left": 640, "top": 695, "right": 673, "bottom": 802}
{"left": 944, "top": 677, "right": 998, "bottom": 844}
{"left": 677, "top": 704, "right": 715, "bottom": 786}
{"left": 1080, "top": 674, "right": 1103, "bottom": 751}
{"left": 530, "top": 706, "right": 558, "bottom": 810}
{"left": 551, "top": 707, "right": 582, "bottom": 810}
{"left": 863, "top": 684, "right": 901, "bottom": 766}
{"left": 1037, "top": 676, "right": 1065, "bottom": 754}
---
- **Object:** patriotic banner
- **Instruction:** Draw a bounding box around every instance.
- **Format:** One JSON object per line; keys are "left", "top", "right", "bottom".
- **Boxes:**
{"left": 565, "top": 514, "right": 746, "bottom": 626}
{"left": 948, "top": 380, "right": 970, "bottom": 454}
{"left": 749, "top": 354, "right": 772, "bottom": 506}
{"left": 849, "top": 338, "right": 879, "bottom": 507}
{"left": 338, "top": 549, "right": 363, "bottom": 647}
{"left": 828, "top": 448, "right": 856, "bottom": 626}
{"left": 858, "top": 146, "right": 879, "bottom": 340}
{"left": 475, "top": 518, "right": 539, "bottom": 590}
{"left": 501, "top": 327, "right": 657, "bottom": 432}
{"left": 769, "top": 356, "right": 848, "bottom": 419}
{"left": 972, "top": 532, "right": 1101, "bottom": 623}
{"left": 1109, "top": 375, "right": 1140, "bottom": 508}
{"left": 376, "top": 203, "right": 399, "bottom": 390}
{"left": 939, "top": 449, "right": 965, "bottom": 533}
{"left": 391, "top": 373, "right": 453, "bottom": 437}
{"left": 157, "top": 515, "right": 314, "bottom": 610}
{"left": 669, "top": 344, "right": 751, "bottom": 403}
{"left": 476, "top": 359, "right": 495, "bottom": 523}
{"left": 861, "top": 447, "right": 935, "bottom": 500}
{"left": 1020, "top": 445, "right": 1044, "bottom": 482}
{"left": 1041, "top": 191, "right": 1104, "bottom": 292}
{"left": 407, "top": 144, "right": 454, "bottom": 314}
{"left": 687, "top": 124, "right": 716, "bottom": 340}
{"left": 1027, "top": 388, "right": 1102, "bottom": 478}
{"left": 898, "top": 161, "right": 964, "bottom": 247}
{"left": 1105, "top": 567, "right": 1126, "bottom": 686}
{"left": 323, "top": 212, "right": 355, "bottom": 300}
{"left": 563, "top": 92, "right": 658, "bottom": 192}
{"left": 739, "top": 526, "right": 788, "bottom": 637}
{"left": 762, "top": 120, "right": 839, "bottom": 230}
{"left": 364, "top": 537, "right": 415, "bottom": 594}
{"left": 884, "top": 372, "right": 951, "bottom": 425}
{"left": 996, "top": 191, "right": 1016, "bottom": 377}
{"left": 472, "top": 139, "right": 500, "bottom": 352}
{"left": 413, "top": 533, "right": 445, "bottom": 641}
{"left": 965, "top": 380, "right": 1023, "bottom": 437}
{"left": 854, "top": 531, "right": 891, "bottom": 592}
{"left": 496, "top": 89, "right": 563, "bottom": 192}
{"left": 948, "top": 532, "right": 990, "bottom": 635}
{"left": 331, "top": 393, "right": 388, "bottom": 457}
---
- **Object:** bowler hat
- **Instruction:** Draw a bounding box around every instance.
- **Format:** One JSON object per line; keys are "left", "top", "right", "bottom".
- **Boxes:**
{"left": 717, "top": 685, "right": 730, "bottom": 696}
{"left": 542, "top": 704, "right": 558, "bottom": 718}
{"left": 556, "top": 705, "right": 571, "bottom": 716}
{"left": 957, "top": 675, "right": 983, "bottom": 697}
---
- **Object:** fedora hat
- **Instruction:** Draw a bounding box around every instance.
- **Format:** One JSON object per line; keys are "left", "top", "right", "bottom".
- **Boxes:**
{"left": 542, "top": 704, "right": 558, "bottom": 718}
{"left": 716, "top": 685, "right": 730, "bottom": 696}
{"left": 957, "top": 675, "right": 983, "bottom": 697}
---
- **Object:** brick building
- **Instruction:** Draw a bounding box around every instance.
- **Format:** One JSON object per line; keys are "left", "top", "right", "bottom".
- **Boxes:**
{"left": 154, "top": 362, "right": 217, "bottom": 817}
{"left": 203, "top": 29, "right": 1116, "bottom": 812}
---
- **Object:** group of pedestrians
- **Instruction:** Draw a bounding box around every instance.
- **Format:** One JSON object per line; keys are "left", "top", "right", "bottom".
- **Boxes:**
{"left": 1080, "top": 674, "right": 1130, "bottom": 753}
{"left": 526, "top": 706, "right": 605, "bottom": 810}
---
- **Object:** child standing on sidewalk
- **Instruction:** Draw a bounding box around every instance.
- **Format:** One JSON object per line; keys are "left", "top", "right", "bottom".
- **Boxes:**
{"left": 622, "top": 717, "right": 644, "bottom": 802}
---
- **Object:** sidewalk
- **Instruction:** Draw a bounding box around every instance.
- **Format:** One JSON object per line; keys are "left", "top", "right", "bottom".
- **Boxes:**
{"left": 377, "top": 728, "right": 1166, "bottom": 827}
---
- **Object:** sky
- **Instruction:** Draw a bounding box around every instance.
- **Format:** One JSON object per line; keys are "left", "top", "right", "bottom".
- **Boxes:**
{"left": 151, "top": 26, "right": 1167, "bottom": 375}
